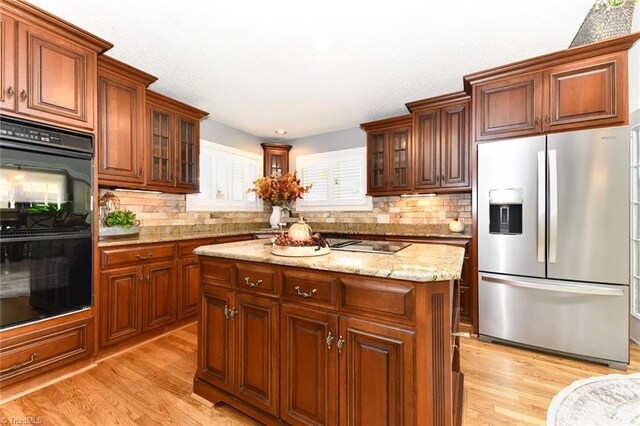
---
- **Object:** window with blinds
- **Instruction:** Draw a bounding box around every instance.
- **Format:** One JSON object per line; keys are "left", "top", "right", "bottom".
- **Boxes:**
{"left": 296, "top": 147, "right": 373, "bottom": 211}
{"left": 186, "top": 140, "right": 262, "bottom": 211}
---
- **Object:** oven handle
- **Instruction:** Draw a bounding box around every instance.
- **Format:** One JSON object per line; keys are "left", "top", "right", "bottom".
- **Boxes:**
{"left": 481, "top": 275, "right": 624, "bottom": 296}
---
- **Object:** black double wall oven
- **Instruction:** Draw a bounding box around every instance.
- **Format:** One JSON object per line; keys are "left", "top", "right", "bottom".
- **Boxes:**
{"left": 0, "top": 117, "right": 94, "bottom": 329}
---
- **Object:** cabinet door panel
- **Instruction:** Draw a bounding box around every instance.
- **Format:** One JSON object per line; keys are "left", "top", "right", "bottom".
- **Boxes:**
{"left": 17, "top": 22, "right": 94, "bottom": 129}
{"left": 544, "top": 52, "right": 626, "bottom": 131}
{"left": 0, "top": 14, "right": 16, "bottom": 112}
{"left": 143, "top": 260, "right": 176, "bottom": 331}
{"left": 339, "top": 317, "right": 415, "bottom": 426}
{"left": 97, "top": 71, "right": 144, "bottom": 184}
{"left": 147, "top": 104, "right": 174, "bottom": 187}
{"left": 176, "top": 115, "right": 199, "bottom": 190}
{"left": 388, "top": 126, "right": 412, "bottom": 191}
{"left": 475, "top": 73, "right": 542, "bottom": 141}
{"left": 441, "top": 102, "right": 469, "bottom": 188}
{"left": 100, "top": 266, "right": 141, "bottom": 347}
{"left": 178, "top": 257, "right": 200, "bottom": 319}
{"left": 414, "top": 109, "right": 440, "bottom": 189}
{"left": 280, "top": 304, "right": 338, "bottom": 426}
{"left": 235, "top": 294, "right": 279, "bottom": 416}
{"left": 199, "top": 286, "right": 234, "bottom": 393}
{"left": 367, "top": 131, "right": 388, "bottom": 193}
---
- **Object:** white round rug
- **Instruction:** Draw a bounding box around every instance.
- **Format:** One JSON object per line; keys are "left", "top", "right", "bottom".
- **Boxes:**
{"left": 547, "top": 373, "right": 640, "bottom": 425}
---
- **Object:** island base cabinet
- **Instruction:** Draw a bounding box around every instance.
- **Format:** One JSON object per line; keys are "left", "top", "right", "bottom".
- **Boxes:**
{"left": 198, "top": 286, "right": 279, "bottom": 416}
{"left": 339, "top": 318, "right": 415, "bottom": 426}
{"left": 280, "top": 304, "right": 338, "bottom": 426}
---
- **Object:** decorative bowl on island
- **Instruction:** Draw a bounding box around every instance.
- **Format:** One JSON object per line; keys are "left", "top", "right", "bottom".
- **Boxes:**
{"left": 270, "top": 217, "right": 330, "bottom": 257}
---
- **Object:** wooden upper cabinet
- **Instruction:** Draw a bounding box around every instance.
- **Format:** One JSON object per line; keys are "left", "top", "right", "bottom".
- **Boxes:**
{"left": 146, "top": 91, "right": 208, "bottom": 193}
{"left": 407, "top": 92, "right": 471, "bottom": 193}
{"left": 261, "top": 143, "right": 292, "bottom": 177}
{"left": 543, "top": 51, "right": 627, "bottom": 132}
{"left": 97, "top": 56, "right": 157, "bottom": 187}
{"left": 464, "top": 33, "right": 640, "bottom": 142}
{"left": 0, "top": 1, "right": 112, "bottom": 131}
{"left": 473, "top": 73, "right": 542, "bottom": 141}
{"left": 361, "top": 115, "right": 413, "bottom": 196}
{"left": 414, "top": 109, "right": 440, "bottom": 190}
{"left": 0, "top": 14, "right": 16, "bottom": 112}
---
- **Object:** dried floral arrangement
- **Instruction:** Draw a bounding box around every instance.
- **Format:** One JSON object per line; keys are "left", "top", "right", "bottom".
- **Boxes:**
{"left": 249, "top": 172, "right": 312, "bottom": 207}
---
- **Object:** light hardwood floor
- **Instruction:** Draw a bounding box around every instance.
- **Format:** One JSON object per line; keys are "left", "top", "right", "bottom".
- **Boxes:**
{"left": 1, "top": 322, "right": 638, "bottom": 425}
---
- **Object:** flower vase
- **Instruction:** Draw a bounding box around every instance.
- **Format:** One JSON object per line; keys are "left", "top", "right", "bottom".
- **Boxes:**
{"left": 269, "top": 205, "right": 282, "bottom": 229}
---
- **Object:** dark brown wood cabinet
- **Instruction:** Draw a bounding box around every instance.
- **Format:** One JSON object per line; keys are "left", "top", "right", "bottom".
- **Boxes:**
{"left": 261, "top": 143, "right": 292, "bottom": 177}
{"left": 99, "top": 243, "right": 177, "bottom": 347}
{"left": 361, "top": 115, "right": 413, "bottom": 195}
{"left": 0, "top": 316, "right": 94, "bottom": 387}
{"left": 408, "top": 93, "right": 471, "bottom": 192}
{"left": 280, "top": 304, "right": 338, "bottom": 426}
{"left": 194, "top": 257, "right": 459, "bottom": 426}
{"left": 97, "top": 56, "right": 157, "bottom": 187}
{"left": 1, "top": 0, "right": 112, "bottom": 131}
{"left": 146, "top": 91, "right": 208, "bottom": 193}
{"left": 465, "top": 37, "right": 636, "bottom": 142}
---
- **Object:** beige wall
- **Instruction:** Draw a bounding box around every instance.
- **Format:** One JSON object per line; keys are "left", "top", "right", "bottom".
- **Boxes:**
{"left": 100, "top": 189, "right": 471, "bottom": 228}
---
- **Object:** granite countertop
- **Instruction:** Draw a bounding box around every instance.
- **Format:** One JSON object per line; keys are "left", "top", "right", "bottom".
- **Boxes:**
{"left": 98, "top": 224, "right": 471, "bottom": 248}
{"left": 194, "top": 239, "right": 465, "bottom": 282}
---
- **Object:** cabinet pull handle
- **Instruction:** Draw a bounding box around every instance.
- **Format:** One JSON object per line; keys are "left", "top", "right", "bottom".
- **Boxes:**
{"left": 337, "top": 336, "right": 345, "bottom": 354}
{"left": 229, "top": 307, "right": 237, "bottom": 319}
{"left": 535, "top": 116, "right": 541, "bottom": 126}
{"left": 545, "top": 114, "right": 550, "bottom": 124}
{"left": 244, "top": 277, "right": 262, "bottom": 288}
{"left": 294, "top": 285, "right": 317, "bottom": 298}
{"left": 1, "top": 352, "right": 37, "bottom": 374}
{"left": 146, "top": 272, "right": 150, "bottom": 282}
{"left": 224, "top": 305, "right": 230, "bottom": 319}
{"left": 136, "top": 253, "right": 152, "bottom": 260}
{"left": 19, "top": 90, "right": 27, "bottom": 102}
{"left": 139, "top": 275, "right": 144, "bottom": 283}
{"left": 326, "top": 332, "right": 334, "bottom": 350}
{"left": 451, "top": 332, "right": 470, "bottom": 338}
{"left": 6, "top": 86, "right": 14, "bottom": 99}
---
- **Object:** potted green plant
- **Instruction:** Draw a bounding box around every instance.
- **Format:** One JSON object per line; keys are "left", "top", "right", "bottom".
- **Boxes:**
{"left": 99, "top": 209, "right": 140, "bottom": 239}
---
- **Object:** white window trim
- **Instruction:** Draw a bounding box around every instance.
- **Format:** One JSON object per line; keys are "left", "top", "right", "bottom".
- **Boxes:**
{"left": 296, "top": 147, "right": 373, "bottom": 212}
{"left": 186, "top": 140, "right": 263, "bottom": 212}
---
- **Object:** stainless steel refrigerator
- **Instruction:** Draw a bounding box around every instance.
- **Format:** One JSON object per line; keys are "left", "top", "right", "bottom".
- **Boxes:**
{"left": 478, "top": 126, "right": 629, "bottom": 370}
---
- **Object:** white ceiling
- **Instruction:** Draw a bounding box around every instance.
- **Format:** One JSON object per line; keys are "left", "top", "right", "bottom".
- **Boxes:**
{"left": 29, "top": 0, "right": 595, "bottom": 140}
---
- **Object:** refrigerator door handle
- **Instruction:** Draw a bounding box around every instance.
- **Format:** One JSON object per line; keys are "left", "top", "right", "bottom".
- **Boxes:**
{"left": 548, "top": 149, "right": 558, "bottom": 263}
{"left": 537, "top": 151, "right": 545, "bottom": 263}
{"left": 481, "top": 275, "right": 624, "bottom": 296}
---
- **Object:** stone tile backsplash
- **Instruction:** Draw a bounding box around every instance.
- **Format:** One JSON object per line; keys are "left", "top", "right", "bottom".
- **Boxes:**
{"left": 100, "top": 189, "right": 471, "bottom": 230}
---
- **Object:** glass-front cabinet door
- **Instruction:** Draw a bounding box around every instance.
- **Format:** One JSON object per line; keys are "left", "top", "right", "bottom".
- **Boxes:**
{"left": 176, "top": 116, "right": 199, "bottom": 190}
{"left": 631, "top": 118, "right": 640, "bottom": 345}
{"left": 388, "top": 126, "right": 412, "bottom": 191}
{"left": 148, "top": 106, "right": 174, "bottom": 187}
{"left": 261, "top": 143, "right": 291, "bottom": 178}
{"left": 367, "top": 131, "right": 387, "bottom": 193}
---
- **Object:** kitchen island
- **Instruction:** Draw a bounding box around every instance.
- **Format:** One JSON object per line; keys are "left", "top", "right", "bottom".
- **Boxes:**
{"left": 193, "top": 239, "right": 465, "bottom": 426}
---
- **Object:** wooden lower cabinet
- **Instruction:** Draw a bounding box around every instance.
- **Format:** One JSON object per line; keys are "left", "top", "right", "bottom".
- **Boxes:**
{"left": 178, "top": 256, "right": 201, "bottom": 319}
{"left": 199, "top": 286, "right": 279, "bottom": 416}
{"left": 143, "top": 260, "right": 177, "bottom": 330}
{"left": 195, "top": 258, "right": 459, "bottom": 426}
{"left": 281, "top": 304, "right": 338, "bottom": 426}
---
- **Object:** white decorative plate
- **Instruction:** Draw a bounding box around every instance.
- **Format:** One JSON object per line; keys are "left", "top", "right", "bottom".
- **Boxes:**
{"left": 271, "top": 244, "right": 330, "bottom": 257}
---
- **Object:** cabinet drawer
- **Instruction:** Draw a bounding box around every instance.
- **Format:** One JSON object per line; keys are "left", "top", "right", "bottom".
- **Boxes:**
{"left": 200, "top": 258, "right": 235, "bottom": 288}
{"left": 339, "top": 276, "right": 415, "bottom": 325}
{"left": 101, "top": 243, "right": 176, "bottom": 268}
{"left": 178, "top": 238, "right": 217, "bottom": 258}
{"left": 1, "top": 317, "right": 93, "bottom": 385}
{"left": 282, "top": 269, "right": 337, "bottom": 308}
{"left": 236, "top": 262, "right": 278, "bottom": 295}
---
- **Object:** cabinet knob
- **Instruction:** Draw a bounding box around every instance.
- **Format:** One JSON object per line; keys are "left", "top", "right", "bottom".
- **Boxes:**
{"left": 545, "top": 114, "right": 550, "bottom": 124}
{"left": 337, "top": 336, "right": 345, "bottom": 354}
{"left": 294, "top": 285, "right": 317, "bottom": 298}
{"left": 535, "top": 116, "right": 542, "bottom": 126}
{"left": 229, "top": 307, "right": 237, "bottom": 319}
{"left": 6, "top": 86, "right": 14, "bottom": 99}
{"left": 146, "top": 272, "right": 150, "bottom": 282}
{"left": 326, "top": 332, "right": 334, "bottom": 350}
{"left": 19, "top": 89, "right": 27, "bottom": 102}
